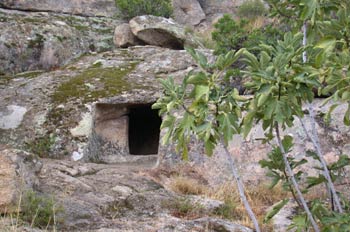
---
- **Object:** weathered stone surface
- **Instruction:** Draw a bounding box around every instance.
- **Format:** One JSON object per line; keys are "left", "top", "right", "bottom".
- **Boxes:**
{"left": 172, "top": 0, "right": 206, "bottom": 26}
{"left": 113, "top": 23, "right": 143, "bottom": 48}
{"left": 0, "top": 8, "right": 121, "bottom": 74}
{"left": 0, "top": 149, "right": 42, "bottom": 213}
{"left": 0, "top": 105, "right": 27, "bottom": 129}
{"left": 0, "top": 0, "right": 118, "bottom": 17}
{"left": 129, "top": 15, "right": 198, "bottom": 49}
{"left": 270, "top": 200, "right": 297, "bottom": 232}
{"left": 159, "top": 100, "right": 350, "bottom": 188}
{"left": 26, "top": 159, "right": 251, "bottom": 231}
{"left": 0, "top": 46, "right": 213, "bottom": 162}
{"left": 158, "top": 217, "right": 253, "bottom": 232}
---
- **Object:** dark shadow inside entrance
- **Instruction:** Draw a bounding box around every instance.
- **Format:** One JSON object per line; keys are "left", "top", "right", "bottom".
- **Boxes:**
{"left": 128, "top": 104, "right": 161, "bottom": 155}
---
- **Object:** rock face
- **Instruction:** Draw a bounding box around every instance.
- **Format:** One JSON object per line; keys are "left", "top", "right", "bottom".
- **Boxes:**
{"left": 113, "top": 23, "right": 143, "bottom": 48}
{"left": 0, "top": 0, "right": 118, "bottom": 17}
{"left": 0, "top": 8, "right": 121, "bottom": 75}
{"left": 129, "top": 15, "right": 197, "bottom": 49}
{"left": 158, "top": 99, "right": 350, "bottom": 188}
{"left": 172, "top": 0, "right": 206, "bottom": 26}
{"left": 32, "top": 159, "right": 253, "bottom": 231}
{"left": 0, "top": 46, "right": 213, "bottom": 162}
{"left": 0, "top": 149, "right": 42, "bottom": 213}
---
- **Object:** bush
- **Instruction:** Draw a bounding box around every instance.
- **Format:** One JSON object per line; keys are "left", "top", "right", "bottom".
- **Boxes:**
{"left": 237, "top": 0, "right": 267, "bottom": 20}
{"left": 169, "top": 176, "right": 207, "bottom": 195}
{"left": 162, "top": 197, "right": 205, "bottom": 219}
{"left": 20, "top": 190, "right": 64, "bottom": 228}
{"left": 211, "top": 14, "right": 284, "bottom": 55}
{"left": 115, "top": 0, "right": 173, "bottom": 20}
{"left": 211, "top": 15, "right": 248, "bottom": 55}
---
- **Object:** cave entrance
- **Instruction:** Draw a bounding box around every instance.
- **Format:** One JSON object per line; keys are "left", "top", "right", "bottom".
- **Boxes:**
{"left": 128, "top": 103, "right": 162, "bottom": 155}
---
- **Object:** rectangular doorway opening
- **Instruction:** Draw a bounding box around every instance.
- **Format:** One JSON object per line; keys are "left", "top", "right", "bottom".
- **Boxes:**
{"left": 128, "top": 103, "right": 162, "bottom": 155}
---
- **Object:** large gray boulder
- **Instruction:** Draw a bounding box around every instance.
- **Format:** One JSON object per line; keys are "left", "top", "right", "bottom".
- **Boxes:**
{"left": 113, "top": 23, "right": 144, "bottom": 48}
{"left": 129, "top": 15, "right": 198, "bottom": 49}
{"left": 172, "top": 0, "right": 206, "bottom": 26}
{"left": 0, "top": 8, "right": 121, "bottom": 75}
{"left": 0, "top": 0, "right": 118, "bottom": 17}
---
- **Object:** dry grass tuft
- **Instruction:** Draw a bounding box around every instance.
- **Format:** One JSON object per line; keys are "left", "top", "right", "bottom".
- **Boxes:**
{"left": 169, "top": 176, "right": 208, "bottom": 195}
{"left": 207, "top": 182, "right": 288, "bottom": 230}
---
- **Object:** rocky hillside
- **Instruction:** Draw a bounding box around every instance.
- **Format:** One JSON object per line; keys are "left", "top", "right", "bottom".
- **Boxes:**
{"left": 1, "top": 1, "right": 349, "bottom": 232}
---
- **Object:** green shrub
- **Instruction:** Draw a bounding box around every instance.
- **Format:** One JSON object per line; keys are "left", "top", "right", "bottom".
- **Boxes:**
{"left": 162, "top": 198, "right": 205, "bottom": 219}
{"left": 20, "top": 190, "right": 64, "bottom": 228}
{"left": 211, "top": 14, "right": 283, "bottom": 55}
{"left": 24, "top": 136, "right": 55, "bottom": 158}
{"left": 115, "top": 0, "right": 173, "bottom": 20}
{"left": 237, "top": 0, "right": 267, "bottom": 20}
{"left": 211, "top": 15, "right": 248, "bottom": 55}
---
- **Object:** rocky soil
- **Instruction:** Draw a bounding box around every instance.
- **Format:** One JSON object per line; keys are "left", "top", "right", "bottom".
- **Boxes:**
{"left": 0, "top": 148, "right": 253, "bottom": 232}
{"left": 1, "top": 0, "right": 350, "bottom": 231}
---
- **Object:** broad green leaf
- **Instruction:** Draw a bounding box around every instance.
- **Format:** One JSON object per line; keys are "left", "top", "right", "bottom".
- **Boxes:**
{"left": 264, "top": 199, "right": 289, "bottom": 223}
{"left": 197, "top": 51, "right": 208, "bottom": 69}
{"left": 187, "top": 72, "right": 208, "bottom": 85}
{"left": 282, "top": 135, "right": 293, "bottom": 152}
{"left": 204, "top": 139, "right": 216, "bottom": 156}
{"left": 242, "top": 50, "right": 260, "bottom": 70}
{"left": 258, "top": 93, "right": 269, "bottom": 107}
{"left": 315, "top": 36, "right": 336, "bottom": 52}
{"left": 243, "top": 111, "right": 255, "bottom": 138}
{"left": 194, "top": 85, "right": 209, "bottom": 100}
{"left": 306, "top": 175, "right": 327, "bottom": 189}
{"left": 344, "top": 106, "right": 350, "bottom": 126}
{"left": 324, "top": 103, "right": 339, "bottom": 124}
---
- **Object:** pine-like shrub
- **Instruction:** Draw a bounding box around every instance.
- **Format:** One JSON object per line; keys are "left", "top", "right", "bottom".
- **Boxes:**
{"left": 115, "top": 0, "right": 173, "bottom": 20}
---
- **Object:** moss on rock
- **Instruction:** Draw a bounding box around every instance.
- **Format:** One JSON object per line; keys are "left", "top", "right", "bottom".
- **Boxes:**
{"left": 51, "top": 63, "right": 139, "bottom": 104}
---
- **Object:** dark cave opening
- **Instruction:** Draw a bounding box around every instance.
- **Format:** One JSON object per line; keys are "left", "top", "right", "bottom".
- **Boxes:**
{"left": 128, "top": 104, "right": 162, "bottom": 155}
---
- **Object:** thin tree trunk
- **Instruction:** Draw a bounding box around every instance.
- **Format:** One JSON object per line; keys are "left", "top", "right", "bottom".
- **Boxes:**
{"left": 220, "top": 139, "right": 261, "bottom": 232}
{"left": 300, "top": 20, "right": 343, "bottom": 213}
{"left": 299, "top": 113, "right": 344, "bottom": 213}
{"left": 275, "top": 125, "right": 320, "bottom": 232}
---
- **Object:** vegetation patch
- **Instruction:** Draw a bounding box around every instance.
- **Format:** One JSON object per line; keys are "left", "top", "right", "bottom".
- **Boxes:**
{"left": 162, "top": 197, "right": 205, "bottom": 219}
{"left": 237, "top": 0, "right": 267, "bottom": 20}
{"left": 15, "top": 70, "right": 45, "bottom": 79}
{"left": 20, "top": 190, "right": 64, "bottom": 229}
{"left": 51, "top": 62, "right": 139, "bottom": 104}
{"left": 24, "top": 136, "right": 55, "bottom": 158}
{"left": 169, "top": 176, "right": 207, "bottom": 195}
{"left": 115, "top": 0, "right": 173, "bottom": 20}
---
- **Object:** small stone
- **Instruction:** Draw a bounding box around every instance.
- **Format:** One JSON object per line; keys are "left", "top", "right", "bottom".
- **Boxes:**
{"left": 0, "top": 105, "right": 27, "bottom": 130}
{"left": 72, "top": 151, "right": 84, "bottom": 161}
{"left": 112, "top": 185, "right": 133, "bottom": 198}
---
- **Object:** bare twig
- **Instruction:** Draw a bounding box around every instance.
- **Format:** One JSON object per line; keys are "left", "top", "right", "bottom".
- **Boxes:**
{"left": 275, "top": 124, "right": 320, "bottom": 232}
{"left": 220, "top": 137, "right": 261, "bottom": 232}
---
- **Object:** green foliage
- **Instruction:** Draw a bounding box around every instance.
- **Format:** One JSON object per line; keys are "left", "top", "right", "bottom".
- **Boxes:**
{"left": 237, "top": 0, "right": 267, "bottom": 20}
{"left": 115, "top": 0, "right": 173, "bottom": 20}
{"left": 211, "top": 14, "right": 283, "bottom": 55}
{"left": 24, "top": 136, "right": 55, "bottom": 158}
{"left": 211, "top": 15, "right": 248, "bottom": 55}
{"left": 20, "top": 190, "right": 64, "bottom": 228}
{"left": 259, "top": 136, "right": 306, "bottom": 191}
{"left": 156, "top": 0, "right": 350, "bottom": 230}
{"left": 261, "top": 145, "right": 350, "bottom": 229}
{"left": 242, "top": 32, "right": 321, "bottom": 137}
{"left": 163, "top": 197, "right": 205, "bottom": 219}
{"left": 153, "top": 48, "right": 245, "bottom": 158}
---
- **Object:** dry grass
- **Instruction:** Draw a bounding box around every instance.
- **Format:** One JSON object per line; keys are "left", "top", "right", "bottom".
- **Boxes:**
{"left": 247, "top": 16, "right": 268, "bottom": 31}
{"left": 206, "top": 182, "right": 288, "bottom": 231}
{"left": 169, "top": 176, "right": 208, "bottom": 195}
{"left": 194, "top": 29, "right": 216, "bottom": 49}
